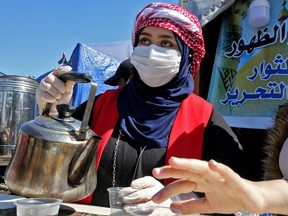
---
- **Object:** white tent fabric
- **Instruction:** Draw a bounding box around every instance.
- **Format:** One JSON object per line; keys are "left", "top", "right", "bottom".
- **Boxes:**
{"left": 180, "top": 0, "right": 235, "bottom": 26}
{"left": 86, "top": 40, "right": 133, "bottom": 61}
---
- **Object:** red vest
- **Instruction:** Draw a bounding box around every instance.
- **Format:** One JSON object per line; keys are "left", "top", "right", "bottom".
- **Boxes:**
{"left": 79, "top": 88, "right": 212, "bottom": 204}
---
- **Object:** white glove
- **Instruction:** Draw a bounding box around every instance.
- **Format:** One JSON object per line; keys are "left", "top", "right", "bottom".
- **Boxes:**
{"left": 119, "top": 176, "right": 172, "bottom": 213}
{"left": 36, "top": 65, "right": 75, "bottom": 116}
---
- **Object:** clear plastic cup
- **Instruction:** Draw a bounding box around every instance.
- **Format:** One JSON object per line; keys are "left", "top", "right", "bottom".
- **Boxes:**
{"left": 130, "top": 206, "right": 182, "bottom": 216}
{"left": 107, "top": 187, "right": 128, "bottom": 215}
{"left": 14, "top": 198, "right": 62, "bottom": 216}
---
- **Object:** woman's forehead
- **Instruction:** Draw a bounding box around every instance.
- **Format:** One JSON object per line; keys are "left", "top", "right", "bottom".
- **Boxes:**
{"left": 140, "top": 26, "right": 175, "bottom": 37}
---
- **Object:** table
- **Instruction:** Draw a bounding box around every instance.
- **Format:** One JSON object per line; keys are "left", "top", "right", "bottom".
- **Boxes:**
{"left": 0, "top": 194, "right": 112, "bottom": 216}
{"left": 62, "top": 203, "right": 111, "bottom": 215}
{"left": 0, "top": 194, "right": 203, "bottom": 215}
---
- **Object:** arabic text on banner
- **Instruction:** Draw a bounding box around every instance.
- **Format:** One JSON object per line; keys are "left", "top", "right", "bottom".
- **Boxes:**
{"left": 207, "top": 0, "right": 288, "bottom": 129}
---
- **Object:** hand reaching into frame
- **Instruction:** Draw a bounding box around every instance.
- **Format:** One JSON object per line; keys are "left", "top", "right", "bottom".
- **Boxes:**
{"left": 151, "top": 157, "right": 283, "bottom": 215}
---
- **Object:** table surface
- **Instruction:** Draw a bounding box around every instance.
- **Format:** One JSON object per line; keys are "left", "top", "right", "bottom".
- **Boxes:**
{"left": 0, "top": 194, "right": 112, "bottom": 216}
{"left": 63, "top": 203, "right": 111, "bottom": 215}
{"left": 0, "top": 194, "right": 205, "bottom": 216}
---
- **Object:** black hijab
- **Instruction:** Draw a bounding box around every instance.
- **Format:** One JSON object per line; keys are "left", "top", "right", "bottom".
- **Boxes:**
{"left": 117, "top": 35, "right": 194, "bottom": 148}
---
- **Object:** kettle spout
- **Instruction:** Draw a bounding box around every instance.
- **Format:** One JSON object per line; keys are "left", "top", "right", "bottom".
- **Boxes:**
{"left": 68, "top": 135, "right": 101, "bottom": 186}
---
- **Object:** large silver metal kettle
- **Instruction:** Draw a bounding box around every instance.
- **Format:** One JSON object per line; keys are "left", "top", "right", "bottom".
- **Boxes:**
{"left": 4, "top": 72, "right": 101, "bottom": 202}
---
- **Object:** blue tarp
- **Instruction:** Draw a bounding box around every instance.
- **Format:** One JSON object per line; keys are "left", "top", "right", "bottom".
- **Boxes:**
{"left": 37, "top": 40, "right": 132, "bottom": 107}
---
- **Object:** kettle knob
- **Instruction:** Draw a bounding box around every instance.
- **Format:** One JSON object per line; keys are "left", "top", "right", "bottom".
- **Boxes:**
{"left": 56, "top": 104, "right": 76, "bottom": 119}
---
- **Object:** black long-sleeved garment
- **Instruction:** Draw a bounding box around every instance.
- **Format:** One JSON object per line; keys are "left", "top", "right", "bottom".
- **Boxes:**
{"left": 73, "top": 97, "right": 249, "bottom": 207}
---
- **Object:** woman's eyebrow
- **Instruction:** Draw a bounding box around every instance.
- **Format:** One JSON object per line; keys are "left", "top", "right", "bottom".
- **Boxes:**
{"left": 140, "top": 31, "right": 175, "bottom": 39}
{"left": 158, "top": 34, "right": 175, "bottom": 39}
{"left": 139, "top": 32, "right": 152, "bottom": 37}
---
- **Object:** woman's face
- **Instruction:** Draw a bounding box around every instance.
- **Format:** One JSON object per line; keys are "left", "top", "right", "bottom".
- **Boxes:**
{"left": 137, "top": 26, "right": 179, "bottom": 51}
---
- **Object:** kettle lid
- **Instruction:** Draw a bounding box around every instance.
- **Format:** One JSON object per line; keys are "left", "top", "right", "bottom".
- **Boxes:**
{"left": 35, "top": 104, "right": 83, "bottom": 132}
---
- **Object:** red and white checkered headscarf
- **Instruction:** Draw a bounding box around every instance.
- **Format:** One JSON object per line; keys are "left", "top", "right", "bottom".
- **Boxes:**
{"left": 132, "top": 2, "right": 205, "bottom": 76}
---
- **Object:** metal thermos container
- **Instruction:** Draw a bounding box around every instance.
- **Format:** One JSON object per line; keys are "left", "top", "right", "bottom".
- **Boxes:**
{"left": 0, "top": 75, "right": 39, "bottom": 156}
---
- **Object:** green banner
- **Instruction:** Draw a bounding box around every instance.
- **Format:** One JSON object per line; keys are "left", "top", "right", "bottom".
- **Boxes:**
{"left": 208, "top": 0, "right": 288, "bottom": 129}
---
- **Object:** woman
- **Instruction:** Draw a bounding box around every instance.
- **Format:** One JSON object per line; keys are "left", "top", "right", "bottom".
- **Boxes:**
{"left": 36, "top": 2, "right": 249, "bottom": 208}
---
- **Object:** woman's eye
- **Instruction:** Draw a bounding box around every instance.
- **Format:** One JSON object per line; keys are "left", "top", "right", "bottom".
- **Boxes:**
{"left": 139, "top": 38, "right": 151, "bottom": 46}
{"left": 161, "top": 40, "right": 173, "bottom": 48}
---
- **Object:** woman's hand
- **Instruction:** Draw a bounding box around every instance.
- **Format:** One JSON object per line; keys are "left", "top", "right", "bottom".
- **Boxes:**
{"left": 119, "top": 176, "right": 172, "bottom": 213}
{"left": 36, "top": 65, "right": 75, "bottom": 115}
{"left": 152, "top": 157, "right": 267, "bottom": 215}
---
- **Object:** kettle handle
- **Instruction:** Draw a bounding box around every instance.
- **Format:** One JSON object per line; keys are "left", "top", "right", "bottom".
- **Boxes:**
{"left": 78, "top": 81, "right": 97, "bottom": 141}
{"left": 42, "top": 72, "right": 92, "bottom": 116}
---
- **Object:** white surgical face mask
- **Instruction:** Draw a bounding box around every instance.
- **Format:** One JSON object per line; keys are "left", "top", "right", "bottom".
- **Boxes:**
{"left": 130, "top": 44, "right": 181, "bottom": 87}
